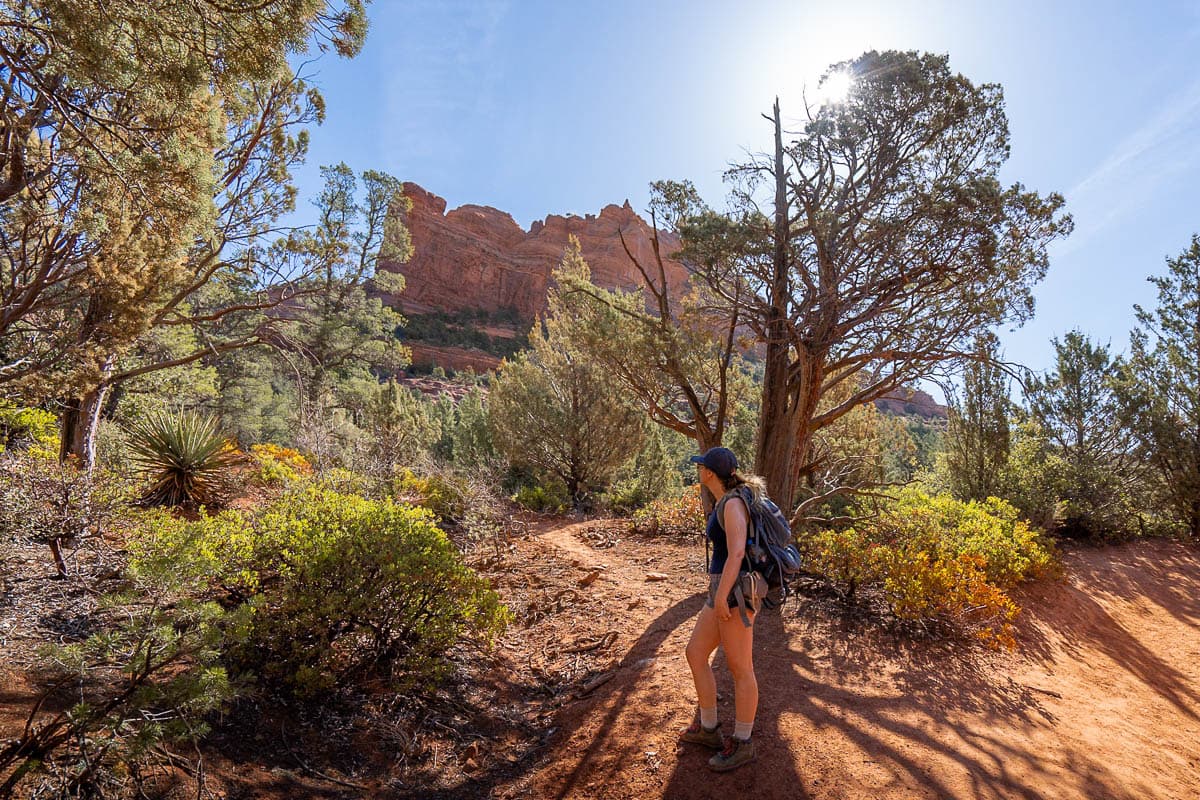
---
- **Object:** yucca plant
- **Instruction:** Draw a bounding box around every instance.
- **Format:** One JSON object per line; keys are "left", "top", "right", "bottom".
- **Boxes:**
{"left": 126, "top": 411, "right": 244, "bottom": 509}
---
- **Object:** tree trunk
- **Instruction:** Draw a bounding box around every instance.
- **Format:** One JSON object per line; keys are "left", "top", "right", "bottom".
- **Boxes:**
{"left": 48, "top": 538, "right": 68, "bottom": 579}
{"left": 58, "top": 381, "right": 110, "bottom": 471}
{"left": 754, "top": 99, "right": 798, "bottom": 506}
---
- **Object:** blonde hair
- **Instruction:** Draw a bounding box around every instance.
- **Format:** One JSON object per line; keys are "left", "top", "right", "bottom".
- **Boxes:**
{"left": 721, "top": 470, "right": 766, "bottom": 505}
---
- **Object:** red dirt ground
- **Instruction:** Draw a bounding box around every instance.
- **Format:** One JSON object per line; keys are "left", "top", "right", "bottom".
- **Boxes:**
{"left": 3, "top": 523, "right": 1198, "bottom": 799}
{"left": 498, "top": 525, "right": 1200, "bottom": 800}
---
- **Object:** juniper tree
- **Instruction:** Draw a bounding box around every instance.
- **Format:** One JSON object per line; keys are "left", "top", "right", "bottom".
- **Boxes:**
{"left": 944, "top": 333, "right": 1012, "bottom": 502}
{"left": 488, "top": 241, "right": 644, "bottom": 509}
{"left": 1114, "top": 235, "right": 1200, "bottom": 537}
{"left": 0, "top": 1, "right": 377, "bottom": 466}
{"left": 676, "top": 51, "right": 1071, "bottom": 516}
{"left": 1025, "top": 330, "right": 1137, "bottom": 536}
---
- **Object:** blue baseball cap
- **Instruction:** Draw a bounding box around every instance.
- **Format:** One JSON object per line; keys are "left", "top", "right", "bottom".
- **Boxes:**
{"left": 689, "top": 447, "right": 738, "bottom": 479}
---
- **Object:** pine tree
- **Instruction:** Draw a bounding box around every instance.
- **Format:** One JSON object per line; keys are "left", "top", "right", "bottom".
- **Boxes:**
{"left": 1114, "top": 235, "right": 1200, "bottom": 537}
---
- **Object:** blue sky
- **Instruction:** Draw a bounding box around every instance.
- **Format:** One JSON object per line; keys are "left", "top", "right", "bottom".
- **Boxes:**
{"left": 291, "top": 0, "right": 1200, "bottom": 392}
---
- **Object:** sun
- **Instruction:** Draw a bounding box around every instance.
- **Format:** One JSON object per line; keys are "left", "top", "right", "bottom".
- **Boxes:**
{"left": 812, "top": 69, "right": 854, "bottom": 108}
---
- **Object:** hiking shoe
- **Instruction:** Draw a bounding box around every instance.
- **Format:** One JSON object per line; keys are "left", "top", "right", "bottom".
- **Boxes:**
{"left": 708, "top": 736, "right": 755, "bottom": 772}
{"left": 679, "top": 721, "right": 723, "bottom": 749}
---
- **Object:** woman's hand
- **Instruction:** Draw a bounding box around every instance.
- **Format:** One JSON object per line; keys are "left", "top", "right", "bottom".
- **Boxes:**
{"left": 714, "top": 598, "right": 732, "bottom": 622}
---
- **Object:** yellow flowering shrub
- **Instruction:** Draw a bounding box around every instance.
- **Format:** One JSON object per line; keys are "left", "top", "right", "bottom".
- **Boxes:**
{"left": 801, "top": 488, "right": 1058, "bottom": 648}
{"left": 249, "top": 442, "right": 313, "bottom": 486}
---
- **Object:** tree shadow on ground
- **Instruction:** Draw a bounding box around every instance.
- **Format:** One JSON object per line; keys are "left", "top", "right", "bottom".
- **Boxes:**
{"left": 1012, "top": 546, "right": 1200, "bottom": 720}
{"left": 655, "top": 592, "right": 1156, "bottom": 800}
{"left": 539, "top": 593, "right": 705, "bottom": 800}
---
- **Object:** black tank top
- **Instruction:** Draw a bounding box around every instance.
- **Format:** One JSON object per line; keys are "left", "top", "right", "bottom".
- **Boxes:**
{"left": 706, "top": 491, "right": 745, "bottom": 574}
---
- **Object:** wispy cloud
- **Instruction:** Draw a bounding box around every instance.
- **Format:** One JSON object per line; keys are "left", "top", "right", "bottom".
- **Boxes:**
{"left": 379, "top": 0, "right": 510, "bottom": 165}
{"left": 1061, "top": 77, "right": 1200, "bottom": 253}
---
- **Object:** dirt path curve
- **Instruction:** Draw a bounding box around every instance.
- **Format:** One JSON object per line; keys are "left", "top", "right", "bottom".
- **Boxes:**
{"left": 498, "top": 527, "right": 1200, "bottom": 800}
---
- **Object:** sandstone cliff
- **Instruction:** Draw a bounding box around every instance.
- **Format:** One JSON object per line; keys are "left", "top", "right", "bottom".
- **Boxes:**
{"left": 376, "top": 183, "right": 690, "bottom": 320}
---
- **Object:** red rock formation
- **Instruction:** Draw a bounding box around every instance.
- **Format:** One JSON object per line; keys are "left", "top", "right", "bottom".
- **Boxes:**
{"left": 377, "top": 183, "right": 690, "bottom": 320}
{"left": 875, "top": 386, "right": 948, "bottom": 419}
{"left": 407, "top": 343, "right": 501, "bottom": 374}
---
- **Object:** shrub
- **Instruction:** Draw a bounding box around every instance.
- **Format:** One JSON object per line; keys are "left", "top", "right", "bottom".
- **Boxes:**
{"left": 631, "top": 487, "right": 704, "bottom": 536}
{"left": 0, "top": 453, "right": 131, "bottom": 577}
{"left": 511, "top": 481, "right": 569, "bottom": 514}
{"left": 0, "top": 401, "right": 59, "bottom": 459}
{"left": 800, "top": 488, "right": 1058, "bottom": 647}
{"left": 876, "top": 489, "right": 1059, "bottom": 588}
{"left": 130, "top": 489, "right": 510, "bottom": 696}
{"left": 394, "top": 466, "right": 468, "bottom": 524}
{"left": 126, "top": 411, "right": 243, "bottom": 508}
{"left": 0, "top": 525, "right": 245, "bottom": 798}
{"left": 798, "top": 528, "right": 877, "bottom": 599}
{"left": 249, "top": 442, "right": 313, "bottom": 486}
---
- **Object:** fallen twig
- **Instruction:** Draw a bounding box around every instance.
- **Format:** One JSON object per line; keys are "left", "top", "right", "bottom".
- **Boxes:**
{"left": 576, "top": 671, "right": 616, "bottom": 696}
{"left": 562, "top": 631, "right": 618, "bottom": 654}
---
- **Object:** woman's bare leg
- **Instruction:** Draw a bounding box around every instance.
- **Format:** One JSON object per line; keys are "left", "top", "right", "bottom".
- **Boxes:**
{"left": 717, "top": 609, "right": 757, "bottom": 729}
{"left": 685, "top": 604, "right": 721, "bottom": 709}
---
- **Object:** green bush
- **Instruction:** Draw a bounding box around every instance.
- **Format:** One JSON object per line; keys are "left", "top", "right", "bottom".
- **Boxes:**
{"left": 799, "top": 488, "right": 1059, "bottom": 647}
{"left": 631, "top": 488, "right": 704, "bottom": 536}
{"left": 511, "top": 481, "right": 569, "bottom": 513}
{"left": 1, "top": 520, "right": 245, "bottom": 797}
{"left": 0, "top": 401, "right": 59, "bottom": 459}
{"left": 130, "top": 488, "right": 510, "bottom": 696}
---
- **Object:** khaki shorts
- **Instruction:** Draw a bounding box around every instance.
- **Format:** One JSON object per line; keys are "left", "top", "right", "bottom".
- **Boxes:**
{"left": 706, "top": 574, "right": 759, "bottom": 615}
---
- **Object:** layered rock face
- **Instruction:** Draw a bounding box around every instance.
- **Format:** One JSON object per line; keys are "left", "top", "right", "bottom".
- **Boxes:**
{"left": 876, "top": 386, "right": 948, "bottom": 420}
{"left": 377, "top": 183, "right": 690, "bottom": 319}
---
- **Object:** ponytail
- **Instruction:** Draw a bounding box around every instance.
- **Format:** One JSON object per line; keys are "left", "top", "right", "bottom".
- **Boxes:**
{"left": 720, "top": 470, "right": 766, "bottom": 505}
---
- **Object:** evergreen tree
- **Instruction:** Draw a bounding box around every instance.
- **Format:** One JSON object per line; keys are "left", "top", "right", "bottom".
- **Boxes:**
{"left": 488, "top": 242, "right": 644, "bottom": 509}
{"left": 944, "top": 333, "right": 1011, "bottom": 501}
{"left": 1025, "top": 330, "right": 1136, "bottom": 536}
{"left": 1114, "top": 235, "right": 1200, "bottom": 537}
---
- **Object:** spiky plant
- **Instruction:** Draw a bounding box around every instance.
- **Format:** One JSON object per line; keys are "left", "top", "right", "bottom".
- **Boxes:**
{"left": 126, "top": 412, "right": 244, "bottom": 509}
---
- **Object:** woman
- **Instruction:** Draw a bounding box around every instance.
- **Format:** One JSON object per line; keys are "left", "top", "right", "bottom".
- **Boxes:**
{"left": 679, "top": 446, "right": 762, "bottom": 772}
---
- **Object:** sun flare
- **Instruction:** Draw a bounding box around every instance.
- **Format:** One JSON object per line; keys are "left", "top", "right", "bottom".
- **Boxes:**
{"left": 813, "top": 69, "right": 853, "bottom": 107}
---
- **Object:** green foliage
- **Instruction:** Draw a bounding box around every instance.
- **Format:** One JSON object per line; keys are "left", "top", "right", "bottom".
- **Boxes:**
{"left": 346, "top": 379, "right": 440, "bottom": 476}
{"left": 631, "top": 487, "right": 704, "bottom": 536}
{"left": 126, "top": 411, "right": 243, "bottom": 508}
{"left": 551, "top": 224, "right": 757, "bottom": 481}
{"left": 394, "top": 466, "right": 468, "bottom": 525}
{"left": 435, "top": 388, "right": 500, "bottom": 471}
{"left": 800, "top": 488, "right": 1058, "bottom": 646}
{"left": 1024, "top": 331, "right": 1140, "bottom": 538}
{"left": 131, "top": 489, "right": 509, "bottom": 696}
{"left": 604, "top": 423, "right": 686, "bottom": 512}
{"left": 398, "top": 309, "right": 529, "bottom": 357}
{"left": 278, "top": 165, "right": 413, "bottom": 400}
{"left": 489, "top": 241, "right": 645, "bottom": 507}
{"left": 511, "top": 481, "right": 570, "bottom": 514}
{"left": 994, "top": 418, "right": 1067, "bottom": 531}
{"left": 943, "top": 333, "right": 1012, "bottom": 502}
{"left": 0, "top": 401, "right": 59, "bottom": 459}
{"left": 671, "top": 51, "right": 1070, "bottom": 509}
{"left": 1113, "top": 234, "right": 1200, "bottom": 538}
{"left": 0, "top": 515, "right": 246, "bottom": 797}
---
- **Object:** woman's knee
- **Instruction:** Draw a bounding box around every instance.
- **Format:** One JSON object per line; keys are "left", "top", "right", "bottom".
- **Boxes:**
{"left": 686, "top": 636, "right": 713, "bottom": 668}
{"left": 728, "top": 659, "right": 757, "bottom": 683}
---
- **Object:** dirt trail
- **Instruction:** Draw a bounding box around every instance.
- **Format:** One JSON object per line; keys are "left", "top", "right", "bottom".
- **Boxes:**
{"left": 500, "top": 529, "right": 1200, "bottom": 800}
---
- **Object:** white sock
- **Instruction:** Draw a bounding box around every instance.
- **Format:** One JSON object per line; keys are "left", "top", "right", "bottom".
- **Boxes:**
{"left": 734, "top": 720, "right": 753, "bottom": 740}
{"left": 700, "top": 706, "right": 718, "bottom": 729}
